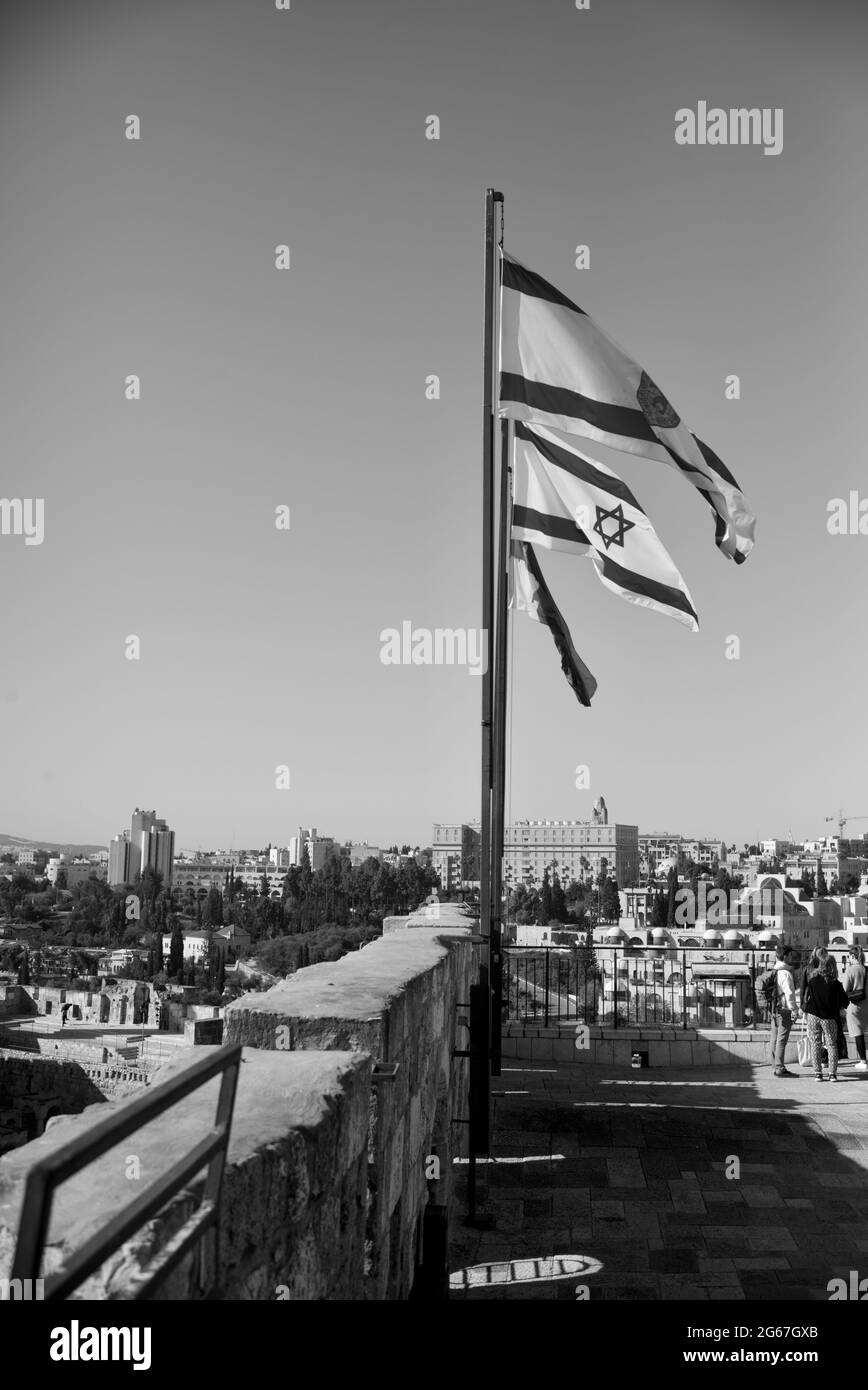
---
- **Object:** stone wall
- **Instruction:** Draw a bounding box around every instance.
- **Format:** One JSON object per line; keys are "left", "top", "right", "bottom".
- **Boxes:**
{"left": 0, "top": 924, "right": 478, "bottom": 1300}
{"left": 224, "top": 924, "right": 478, "bottom": 1299}
{"left": 0, "top": 1055, "right": 108, "bottom": 1156}
{"left": 0, "top": 986, "right": 36, "bottom": 1020}
{"left": 502, "top": 1020, "right": 799, "bottom": 1067}
{"left": 25, "top": 982, "right": 161, "bottom": 1029}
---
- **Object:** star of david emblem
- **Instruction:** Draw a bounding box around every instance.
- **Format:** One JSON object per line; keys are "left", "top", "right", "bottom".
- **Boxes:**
{"left": 593, "top": 503, "right": 635, "bottom": 551}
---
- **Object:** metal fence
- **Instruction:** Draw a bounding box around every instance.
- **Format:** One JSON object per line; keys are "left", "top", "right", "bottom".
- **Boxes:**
{"left": 503, "top": 946, "right": 776, "bottom": 1029}
{"left": 11, "top": 1043, "right": 242, "bottom": 1299}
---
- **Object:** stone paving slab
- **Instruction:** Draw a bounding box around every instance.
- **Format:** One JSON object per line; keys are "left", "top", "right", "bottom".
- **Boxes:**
{"left": 449, "top": 1060, "right": 868, "bottom": 1301}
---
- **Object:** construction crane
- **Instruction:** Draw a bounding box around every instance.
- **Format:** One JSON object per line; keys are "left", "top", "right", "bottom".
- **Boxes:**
{"left": 825, "top": 810, "right": 868, "bottom": 840}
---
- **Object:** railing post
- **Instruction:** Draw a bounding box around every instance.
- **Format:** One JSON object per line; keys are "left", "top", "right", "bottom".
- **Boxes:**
{"left": 612, "top": 948, "right": 618, "bottom": 1028}
{"left": 544, "top": 949, "right": 550, "bottom": 1028}
{"left": 682, "top": 950, "right": 687, "bottom": 1029}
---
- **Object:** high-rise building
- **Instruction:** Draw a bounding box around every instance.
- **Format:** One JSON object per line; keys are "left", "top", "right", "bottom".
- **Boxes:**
{"left": 433, "top": 804, "right": 639, "bottom": 891}
{"left": 108, "top": 833, "right": 132, "bottom": 886}
{"left": 108, "top": 808, "right": 175, "bottom": 887}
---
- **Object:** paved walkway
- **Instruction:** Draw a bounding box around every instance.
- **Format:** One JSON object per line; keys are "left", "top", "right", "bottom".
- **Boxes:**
{"left": 449, "top": 1060, "right": 868, "bottom": 1300}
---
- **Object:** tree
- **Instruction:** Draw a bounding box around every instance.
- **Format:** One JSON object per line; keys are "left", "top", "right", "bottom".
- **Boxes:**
{"left": 17, "top": 948, "right": 30, "bottom": 985}
{"left": 550, "top": 873, "right": 567, "bottom": 923}
{"left": 665, "top": 866, "right": 679, "bottom": 927}
{"left": 601, "top": 877, "right": 621, "bottom": 925}
{"left": 539, "top": 869, "right": 553, "bottom": 925}
{"left": 816, "top": 867, "right": 829, "bottom": 898}
{"left": 168, "top": 921, "right": 184, "bottom": 980}
{"left": 651, "top": 889, "right": 668, "bottom": 932}
{"left": 139, "top": 866, "right": 163, "bottom": 905}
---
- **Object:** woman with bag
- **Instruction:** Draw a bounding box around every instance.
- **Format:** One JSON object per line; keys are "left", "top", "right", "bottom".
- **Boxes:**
{"left": 842, "top": 945, "right": 868, "bottom": 1072}
{"left": 801, "top": 949, "right": 847, "bottom": 1067}
{"left": 802, "top": 953, "right": 849, "bottom": 1082}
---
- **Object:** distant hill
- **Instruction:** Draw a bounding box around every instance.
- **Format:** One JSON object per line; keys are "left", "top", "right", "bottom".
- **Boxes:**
{"left": 0, "top": 833, "right": 106, "bottom": 856}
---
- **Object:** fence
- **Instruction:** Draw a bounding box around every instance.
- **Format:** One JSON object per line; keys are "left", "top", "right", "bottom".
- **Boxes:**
{"left": 10, "top": 1044, "right": 242, "bottom": 1299}
{"left": 503, "top": 946, "right": 776, "bottom": 1029}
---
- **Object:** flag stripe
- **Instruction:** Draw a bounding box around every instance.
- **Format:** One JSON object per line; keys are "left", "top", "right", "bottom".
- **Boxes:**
{"left": 595, "top": 550, "right": 699, "bottom": 625}
{"left": 502, "top": 371, "right": 659, "bottom": 446}
{"left": 512, "top": 503, "right": 590, "bottom": 549}
{"left": 514, "top": 419, "right": 645, "bottom": 513}
{"left": 693, "top": 433, "right": 741, "bottom": 495}
{"left": 501, "top": 257, "right": 586, "bottom": 315}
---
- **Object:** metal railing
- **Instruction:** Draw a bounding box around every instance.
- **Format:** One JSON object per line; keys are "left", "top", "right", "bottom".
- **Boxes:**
{"left": 11, "top": 1043, "right": 242, "bottom": 1300}
{"left": 503, "top": 946, "right": 775, "bottom": 1029}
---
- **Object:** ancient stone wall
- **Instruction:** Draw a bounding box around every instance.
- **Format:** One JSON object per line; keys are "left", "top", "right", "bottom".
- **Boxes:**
{"left": 0, "top": 1055, "right": 107, "bottom": 1156}
{"left": 0, "top": 925, "right": 477, "bottom": 1300}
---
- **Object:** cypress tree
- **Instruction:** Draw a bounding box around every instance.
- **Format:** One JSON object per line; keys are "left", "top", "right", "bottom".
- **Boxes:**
{"left": 168, "top": 920, "right": 184, "bottom": 980}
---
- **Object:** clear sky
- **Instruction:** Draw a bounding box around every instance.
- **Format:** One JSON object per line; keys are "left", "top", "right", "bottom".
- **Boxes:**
{"left": 1, "top": 0, "right": 866, "bottom": 853}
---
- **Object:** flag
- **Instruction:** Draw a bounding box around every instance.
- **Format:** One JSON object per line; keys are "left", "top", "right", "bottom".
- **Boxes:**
{"left": 499, "top": 252, "right": 755, "bottom": 565}
{"left": 510, "top": 539, "right": 598, "bottom": 707}
{"left": 511, "top": 418, "right": 700, "bottom": 631}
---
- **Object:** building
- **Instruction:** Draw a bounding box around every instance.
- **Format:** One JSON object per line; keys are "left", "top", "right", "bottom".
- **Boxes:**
{"left": 214, "top": 923, "right": 252, "bottom": 959}
{"left": 682, "top": 840, "right": 727, "bottom": 869}
{"left": 346, "top": 842, "right": 382, "bottom": 867}
{"left": 433, "top": 801, "right": 640, "bottom": 892}
{"left": 288, "top": 827, "right": 340, "bottom": 872}
{"left": 45, "top": 856, "right": 104, "bottom": 888}
{"left": 760, "top": 839, "right": 788, "bottom": 861}
{"left": 106, "top": 947, "right": 148, "bottom": 974}
{"left": 638, "top": 834, "right": 726, "bottom": 878}
{"left": 108, "top": 833, "right": 132, "bottom": 886}
{"left": 432, "top": 823, "right": 481, "bottom": 892}
{"left": 231, "top": 867, "right": 287, "bottom": 898}
{"left": 109, "top": 809, "right": 175, "bottom": 887}
{"left": 161, "top": 930, "right": 211, "bottom": 963}
{"left": 782, "top": 848, "right": 868, "bottom": 892}
{"left": 15, "top": 848, "right": 47, "bottom": 870}
{"left": 639, "top": 834, "right": 685, "bottom": 877}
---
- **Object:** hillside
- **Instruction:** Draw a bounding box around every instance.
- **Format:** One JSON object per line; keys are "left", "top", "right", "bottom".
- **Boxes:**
{"left": 0, "top": 833, "right": 106, "bottom": 856}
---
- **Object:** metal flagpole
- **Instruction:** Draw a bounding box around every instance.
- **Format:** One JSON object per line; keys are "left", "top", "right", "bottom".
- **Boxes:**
{"left": 479, "top": 187, "right": 501, "bottom": 961}
{"left": 490, "top": 412, "right": 511, "bottom": 1077}
{"left": 466, "top": 187, "right": 502, "bottom": 1219}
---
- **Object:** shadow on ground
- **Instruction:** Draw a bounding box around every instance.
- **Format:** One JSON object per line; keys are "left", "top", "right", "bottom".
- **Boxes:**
{"left": 448, "top": 1060, "right": 868, "bottom": 1301}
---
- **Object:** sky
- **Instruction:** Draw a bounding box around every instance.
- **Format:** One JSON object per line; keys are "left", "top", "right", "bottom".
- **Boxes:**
{"left": 1, "top": 0, "right": 866, "bottom": 854}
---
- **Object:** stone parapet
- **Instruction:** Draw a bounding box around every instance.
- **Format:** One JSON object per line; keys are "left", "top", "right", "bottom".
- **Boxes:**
{"left": 0, "top": 924, "right": 478, "bottom": 1300}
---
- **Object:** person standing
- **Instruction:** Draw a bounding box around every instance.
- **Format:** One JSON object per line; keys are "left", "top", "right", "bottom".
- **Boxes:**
{"left": 842, "top": 945, "right": 868, "bottom": 1072}
{"left": 802, "top": 955, "right": 849, "bottom": 1082}
{"left": 769, "top": 944, "right": 799, "bottom": 1078}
